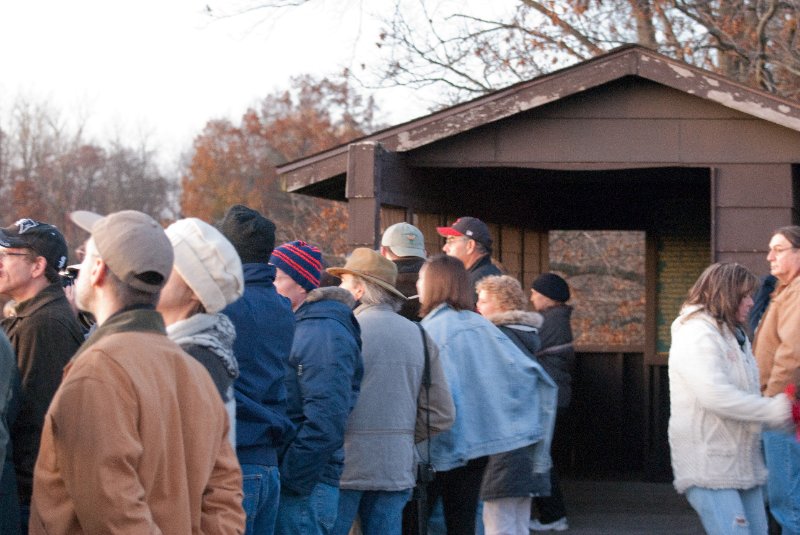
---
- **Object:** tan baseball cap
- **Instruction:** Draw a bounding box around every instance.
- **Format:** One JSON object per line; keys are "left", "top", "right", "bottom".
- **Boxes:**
{"left": 70, "top": 210, "right": 174, "bottom": 294}
{"left": 381, "top": 222, "right": 426, "bottom": 259}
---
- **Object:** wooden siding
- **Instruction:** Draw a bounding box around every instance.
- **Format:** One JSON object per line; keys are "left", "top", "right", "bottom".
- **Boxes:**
{"left": 279, "top": 45, "right": 800, "bottom": 194}
{"left": 411, "top": 80, "right": 800, "bottom": 167}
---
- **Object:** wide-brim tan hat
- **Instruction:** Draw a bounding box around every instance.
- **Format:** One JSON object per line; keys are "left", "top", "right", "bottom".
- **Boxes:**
{"left": 327, "top": 248, "right": 406, "bottom": 299}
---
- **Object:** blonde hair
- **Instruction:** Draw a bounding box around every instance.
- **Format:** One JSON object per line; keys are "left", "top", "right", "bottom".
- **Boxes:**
{"left": 683, "top": 262, "right": 757, "bottom": 333}
{"left": 475, "top": 275, "right": 526, "bottom": 312}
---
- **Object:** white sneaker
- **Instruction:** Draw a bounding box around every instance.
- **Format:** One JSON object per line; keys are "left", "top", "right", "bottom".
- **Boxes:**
{"left": 530, "top": 517, "right": 569, "bottom": 531}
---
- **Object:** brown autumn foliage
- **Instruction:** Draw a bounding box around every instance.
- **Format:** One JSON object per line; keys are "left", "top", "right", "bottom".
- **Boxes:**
{"left": 225, "top": 0, "right": 800, "bottom": 101}
{"left": 549, "top": 230, "right": 646, "bottom": 347}
{"left": 180, "top": 74, "right": 379, "bottom": 257}
{"left": 376, "top": 0, "right": 800, "bottom": 102}
{"left": 0, "top": 99, "right": 175, "bottom": 259}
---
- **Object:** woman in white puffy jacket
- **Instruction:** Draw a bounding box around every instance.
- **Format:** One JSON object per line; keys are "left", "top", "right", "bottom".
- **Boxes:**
{"left": 668, "top": 262, "right": 793, "bottom": 535}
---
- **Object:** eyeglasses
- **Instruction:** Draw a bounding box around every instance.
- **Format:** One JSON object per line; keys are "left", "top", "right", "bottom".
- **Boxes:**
{"left": 768, "top": 246, "right": 797, "bottom": 255}
{"left": 0, "top": 251, "right": 31, "bottom": 261}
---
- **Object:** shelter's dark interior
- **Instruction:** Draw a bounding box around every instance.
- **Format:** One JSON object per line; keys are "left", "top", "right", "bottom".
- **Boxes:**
{"left": 402, "top": 166, "right": 710, "bottom": 234}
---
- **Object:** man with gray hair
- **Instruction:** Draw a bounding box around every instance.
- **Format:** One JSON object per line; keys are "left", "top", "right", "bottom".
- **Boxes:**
{"left": 30, "top": 210, "right": 245, "bottom": 534}
{"left": 437, "top": 217, "right": 501, "bottom": 302}
{"left": 329, "top": 248, "right": 454, "bottom": 535}
{"left": 753, "top": 225, "right": 800, "bottom": 534}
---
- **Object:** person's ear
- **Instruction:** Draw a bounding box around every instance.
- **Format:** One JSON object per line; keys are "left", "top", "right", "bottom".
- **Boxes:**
{"left": 89, "top": 257, "right": 108, "bottom": 287}
{"left": 30, "top": 256, "right": 47, "bottom": 278}
{"left": 354, "top": 282, "right": 365, "bottom": 301}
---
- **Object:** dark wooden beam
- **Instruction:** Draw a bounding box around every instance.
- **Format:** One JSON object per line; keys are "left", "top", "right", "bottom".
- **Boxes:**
{"left": 346, "top": 142, "right": 382, "bottom": 249}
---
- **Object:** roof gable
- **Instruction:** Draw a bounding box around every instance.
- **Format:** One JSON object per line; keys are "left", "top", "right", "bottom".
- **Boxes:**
{"left": 278, "top": 45, "right": 800, "bottom": 191}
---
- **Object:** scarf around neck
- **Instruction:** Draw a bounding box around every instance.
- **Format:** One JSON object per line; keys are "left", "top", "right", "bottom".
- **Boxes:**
{"left": 167, "top": 312, "right": 239, "bottom": 379}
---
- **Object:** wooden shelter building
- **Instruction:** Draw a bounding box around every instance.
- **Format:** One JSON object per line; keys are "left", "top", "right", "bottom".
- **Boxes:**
{"left": 277, "top": 45, "right": 800, "bottom": 481}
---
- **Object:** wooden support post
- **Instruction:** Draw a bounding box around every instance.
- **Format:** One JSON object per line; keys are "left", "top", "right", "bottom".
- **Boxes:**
{"left": 346, "top": 141, "right": 383, "bottom": 250}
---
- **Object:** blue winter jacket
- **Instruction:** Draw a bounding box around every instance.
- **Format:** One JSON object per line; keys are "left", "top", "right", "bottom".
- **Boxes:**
{"left": 280, "top": 287, "right": 363, "bottom": 495}
{"left": 421, "top": 304, "right": 557, "bottom": 472}
{"left": 223, "top": 263, "right": 295, "bottom": 467}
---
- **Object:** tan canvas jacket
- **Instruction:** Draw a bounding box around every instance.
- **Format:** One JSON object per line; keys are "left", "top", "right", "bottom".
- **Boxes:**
{"left": 754, "top": 276, "right": 800, "bottom": 397}
{"left": 29, "top": 309, "right": 245, "bottom": 534}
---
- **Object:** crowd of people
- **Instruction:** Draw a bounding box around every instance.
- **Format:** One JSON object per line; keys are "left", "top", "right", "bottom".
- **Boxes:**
{"left": 0, "top": 208, "right": 571, "bottom": 535}
{"left": 3, "top": 203, "right": 795, "bottom": 535}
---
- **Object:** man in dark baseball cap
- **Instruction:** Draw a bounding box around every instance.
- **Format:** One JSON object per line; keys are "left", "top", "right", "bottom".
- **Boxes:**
{"left": 0, "top": 219, "right": 69, "bottom": 274}
{"left": 0, "top": 218, "right": 83, "bottom": 530}
{"left": 437, "top": 216, "right": 501, "bottom": 299}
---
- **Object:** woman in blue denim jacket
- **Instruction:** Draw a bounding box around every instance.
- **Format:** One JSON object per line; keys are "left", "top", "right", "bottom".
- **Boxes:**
{"left": 416, "top": 255, "right": 556, "bottom": 535}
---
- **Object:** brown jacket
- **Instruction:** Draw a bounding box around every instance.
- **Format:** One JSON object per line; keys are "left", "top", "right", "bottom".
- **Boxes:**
{"left": 753, "top": 276, "right": 800, "bottom": 397}
{"left": 30, "top": 309, "right": 245, "bottom": 534}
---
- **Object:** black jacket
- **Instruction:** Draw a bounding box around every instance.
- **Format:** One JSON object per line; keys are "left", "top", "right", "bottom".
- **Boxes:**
{"left": 467, "top": 254, "right": 502, "bottom": 288}
{"left": 467, "top": 255, "right": 502, "bottom": 305}
{"left": 1, "top": 283, "right": 83, "bottom": 503}
{"left": 748, "top": 274, "right": 776, "bottom": 335}
{"left": 538, "top": 304, "right": 575, "bottom": 408}
{"left": 393, "top": 256, "right": 425, "bottom": 322}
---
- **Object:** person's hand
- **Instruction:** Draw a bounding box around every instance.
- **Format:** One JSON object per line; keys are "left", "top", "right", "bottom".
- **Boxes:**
{"left": 786, "top": 384, "right": 800, "bottom": 440}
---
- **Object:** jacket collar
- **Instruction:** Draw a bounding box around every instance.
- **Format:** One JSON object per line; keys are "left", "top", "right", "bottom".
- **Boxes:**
{"left": 353, "top": 302, "right": 393, "bottom": 316}
{"left": 303, "top": 286, "right": 356, "bottom": 308}
{"left": 242, "top": 262, "right": 277, "bottom": 285}
{"left": 485, "top": 309, "right": 543, "bottom": 329}
{"left": 423, "top": 303, "right": 451, "bottom": 320}
{"left": 393, "top": 256, "right": 425, "bottom": 273}
{"left": 467, "top": 254, "right": 493, "bottom": 273}
{"left": 13, "top": 282, "right": 69, "bottom": 318}
{"left": 774, "top": 273, "right": 800, "bottom": 298}
{"left": 73, "top": 307, "right": 166, "bottom": 361}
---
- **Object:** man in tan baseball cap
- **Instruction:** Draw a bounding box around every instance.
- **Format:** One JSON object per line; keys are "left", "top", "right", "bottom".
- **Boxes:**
{"left": 30, "top": 210, "right": 245, "bottom": 534}
{"left": 380, "top": 222, "right": 427, "bottom": 321}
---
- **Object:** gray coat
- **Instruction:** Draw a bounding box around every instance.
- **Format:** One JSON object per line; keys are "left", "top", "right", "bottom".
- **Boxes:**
{"left": 339, "top": 303, "right": 454, "bottom": 491}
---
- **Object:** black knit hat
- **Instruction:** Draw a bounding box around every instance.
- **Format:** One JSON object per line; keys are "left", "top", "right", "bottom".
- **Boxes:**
{"left": 532, "top": 272, "right": 570, "bottom": 303}
{"left": 217, "top": 205, "right": 276, "bottom": 264}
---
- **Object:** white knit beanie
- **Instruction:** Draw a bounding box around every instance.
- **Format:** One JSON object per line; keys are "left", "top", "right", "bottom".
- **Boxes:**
{"left": 165, "top": 218, "right": 244, "bottom": 314}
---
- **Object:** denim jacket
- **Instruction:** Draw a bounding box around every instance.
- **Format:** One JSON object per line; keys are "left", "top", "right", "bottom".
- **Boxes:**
{"left": 420, "top": 304, "right": 557, "bottom": 472}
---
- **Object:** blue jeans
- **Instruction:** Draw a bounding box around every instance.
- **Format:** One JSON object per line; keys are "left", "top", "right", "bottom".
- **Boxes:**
{"left": 685, "top": 486, "right": 767, "bottom": 535}
{"left": 242, "top": 464, "right": 280, "bottom": 535}
{"left": 763, "top": 430, "right": 800, "bottom": 534}
{"left": 276, "top": 482, "right": 339, "bottom": 535}
{"left": 332, "top": 488, "right": 412, "bottom": 535}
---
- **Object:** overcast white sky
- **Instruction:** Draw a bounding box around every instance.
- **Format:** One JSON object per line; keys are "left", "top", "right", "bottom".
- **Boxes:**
{"left": 0, "top": 0, "right": 437, "bottom": 169}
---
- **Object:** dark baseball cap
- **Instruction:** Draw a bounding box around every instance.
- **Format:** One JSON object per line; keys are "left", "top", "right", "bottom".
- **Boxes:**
{"left": 0, "top": 218, "right": 69, "bottom": 270}
{"left": 436, "top": 217, "right": 493, "bottom": 250}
